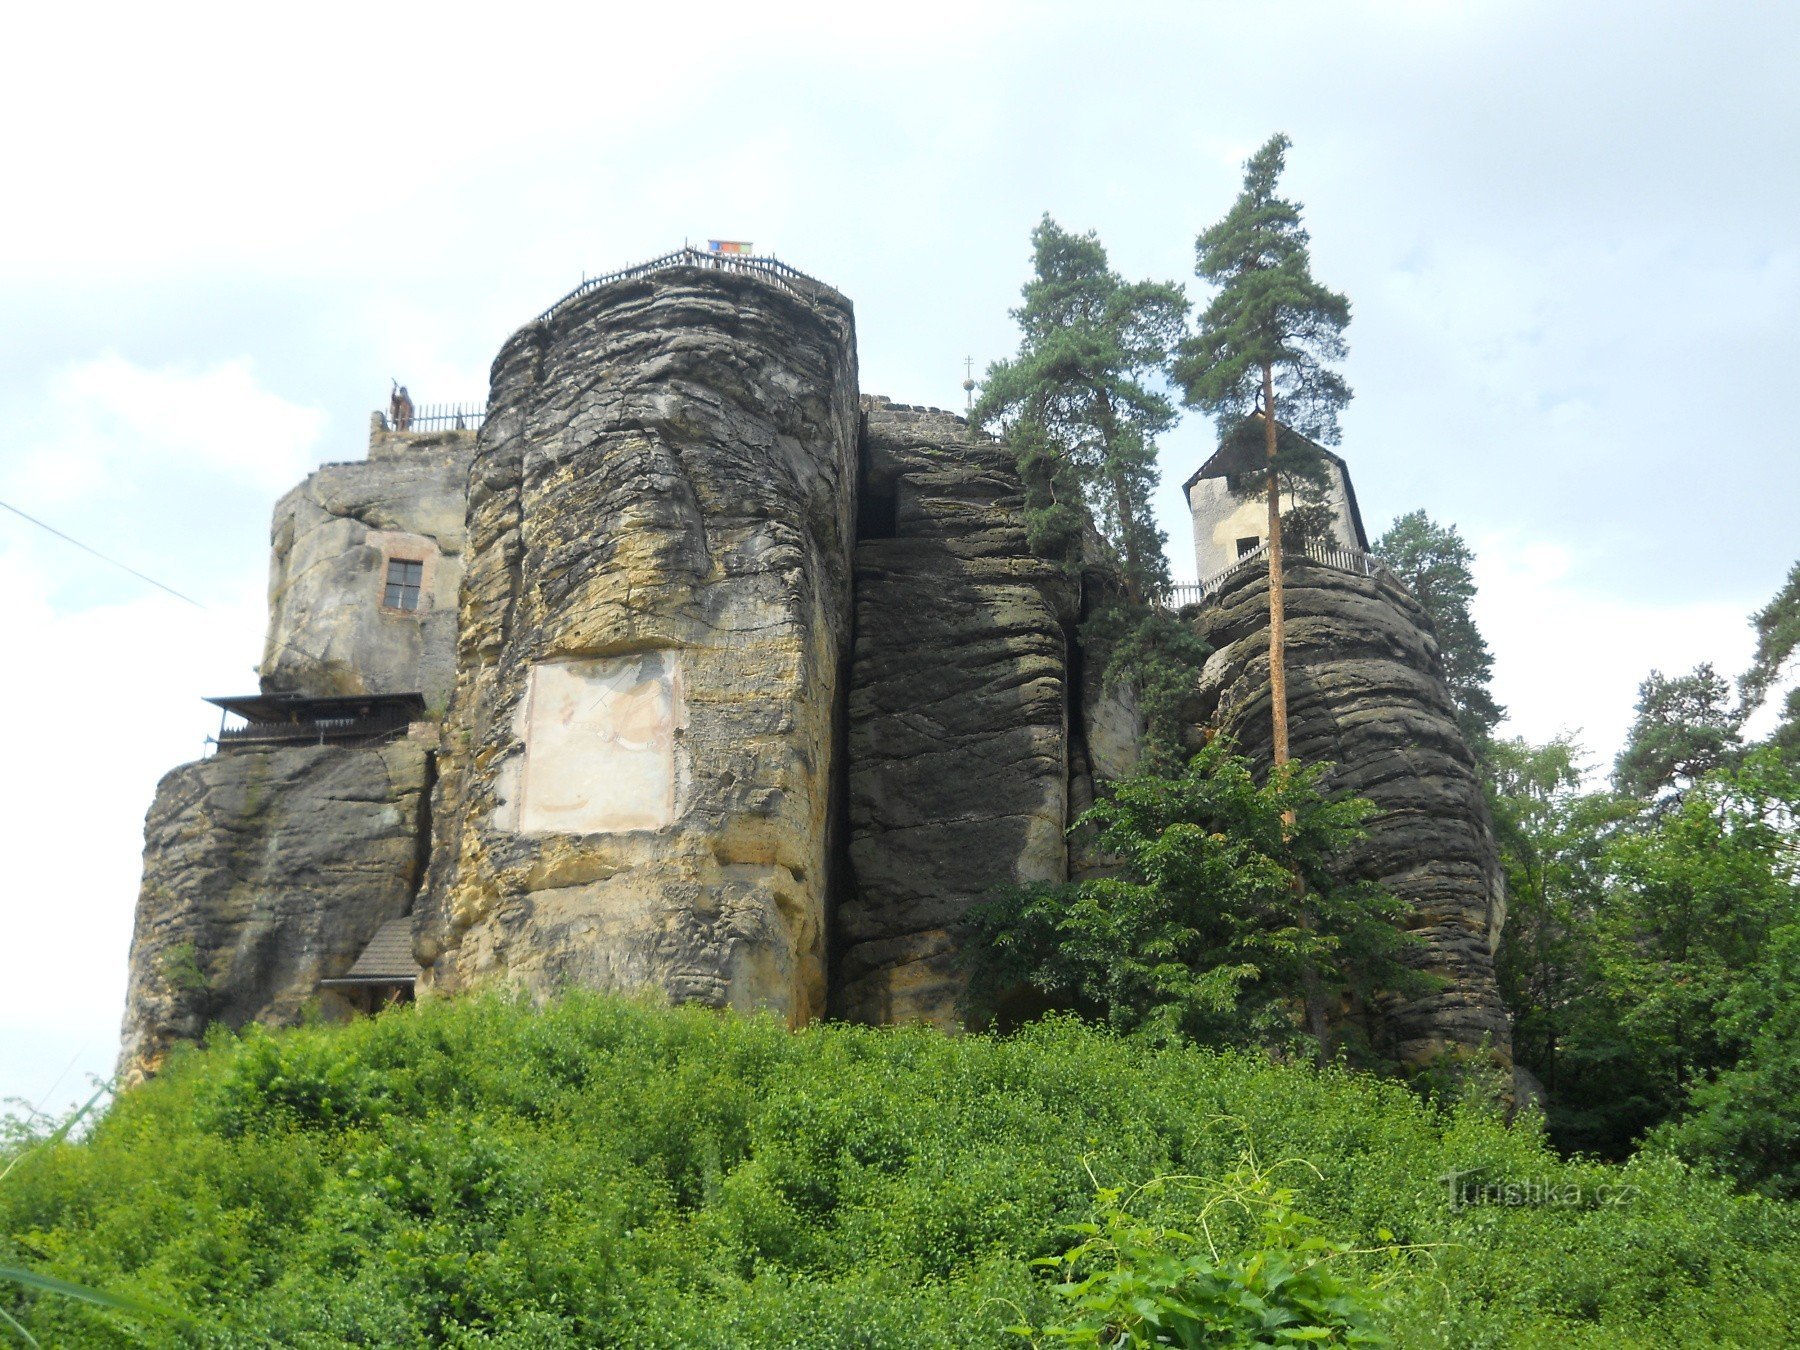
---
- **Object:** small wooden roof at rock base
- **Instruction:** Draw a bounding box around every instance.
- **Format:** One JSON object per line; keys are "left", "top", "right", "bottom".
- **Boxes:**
{"left": 205, "top": 692, "right": 427, "bottom": 724}
{"left": 320, "top": 917, "right": 419, "bottom": 986}
{"left": 1180, "top": 414, "right": 1369, "bottom": 550}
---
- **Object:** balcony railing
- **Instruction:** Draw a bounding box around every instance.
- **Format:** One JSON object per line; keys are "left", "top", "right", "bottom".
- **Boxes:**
{"left": 532, "top": 247, "right": 837, "bottom": 326}
{"left": 380, "top": 402, "right": 486, "bottom": 433}
{"left": 216, "top": 709, "right": 415, "bottom": 748}
{"left": 1161, "top": 539, "right": 1395, "bottom": 611}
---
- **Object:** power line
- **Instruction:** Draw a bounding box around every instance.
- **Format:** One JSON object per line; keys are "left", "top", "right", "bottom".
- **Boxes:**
{"left": 0, "top": 495, "right": 376, "bottom": 680}
{"left": 0, "top": 497, "right": 207, "bottom": 609}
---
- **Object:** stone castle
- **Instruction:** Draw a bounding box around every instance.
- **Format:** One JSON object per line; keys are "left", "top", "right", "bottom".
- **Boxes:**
{"left": 119, "top": 249, "right": 1511, "bottom": 1081}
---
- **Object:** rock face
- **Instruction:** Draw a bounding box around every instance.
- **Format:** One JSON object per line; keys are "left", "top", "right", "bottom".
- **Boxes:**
{"left": 1189, "top": 557, "right": 1512, "bottom": 1067}
{"left": 834, "top": 402, "right": 1083, "bottom": 1026}
{"left": 118, "top": 739, "right": 430, "bottom": 1083}
{"left": 117, "top": 255, "right": 1510, "bottom": 1079}
{"left": 416, "top": 266, "right": 859, "bottom": 1024}
{"left": 263, "top": 424, "right": 475, "bottom": 711}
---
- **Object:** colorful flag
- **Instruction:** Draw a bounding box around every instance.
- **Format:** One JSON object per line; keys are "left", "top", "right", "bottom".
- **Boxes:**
{"left": 707, "top": 240, "right": 754, "bottom": 255}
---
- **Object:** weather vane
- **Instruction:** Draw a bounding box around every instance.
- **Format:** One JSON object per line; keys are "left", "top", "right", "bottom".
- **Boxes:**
{"left": 962, "top": 356, "right": 976, "bottom": 415}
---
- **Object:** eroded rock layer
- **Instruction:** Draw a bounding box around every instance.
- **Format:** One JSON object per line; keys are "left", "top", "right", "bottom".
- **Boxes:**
{"left": 1190, "top": 559, "right": 1512, "bottom": 1067}
{"left": 417, "top": 267, "right": 859, "bottom": 1023}
{"left": 835, "top": 403, "right": 1082, "bottom": 1026}
{"left": 118, "top": 739, "right": 430, "bottom": 1083}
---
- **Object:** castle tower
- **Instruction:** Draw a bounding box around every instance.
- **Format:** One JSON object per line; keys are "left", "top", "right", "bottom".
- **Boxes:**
{"left": 1183, "top": 418, "right": 1369, "bottom": 582}
{"left": 416, "top": 258, "right": 860, "bottom": 1024}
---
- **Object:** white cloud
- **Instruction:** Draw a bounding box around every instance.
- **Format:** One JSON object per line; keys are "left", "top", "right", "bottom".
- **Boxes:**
{"left": 6, "top": 355, "right": 327, "bottom": 507}
{"left": 1473, "top": 533, "right": 1758, "bottom": 778}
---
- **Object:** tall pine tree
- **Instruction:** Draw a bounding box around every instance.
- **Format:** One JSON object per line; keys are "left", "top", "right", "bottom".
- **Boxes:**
{"left": 975, "top": 215, "right": 1188, "bottom": 605}
{"left": 1176, "top": 134, "right": 1351, "bottom": 767}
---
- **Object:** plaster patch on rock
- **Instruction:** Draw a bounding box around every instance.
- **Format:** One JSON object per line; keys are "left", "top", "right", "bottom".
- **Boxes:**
{"left": 517, "top": 653, "right": 684, "bottom": 834}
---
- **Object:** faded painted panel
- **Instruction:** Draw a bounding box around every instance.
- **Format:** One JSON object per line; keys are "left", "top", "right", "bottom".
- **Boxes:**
{"left": 518, "top": 653, "right": 682, "bottom": 834}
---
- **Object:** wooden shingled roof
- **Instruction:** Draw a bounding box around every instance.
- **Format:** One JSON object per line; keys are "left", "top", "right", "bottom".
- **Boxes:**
{"left": 321, "top": 917, "right": 418, "bottom": 985}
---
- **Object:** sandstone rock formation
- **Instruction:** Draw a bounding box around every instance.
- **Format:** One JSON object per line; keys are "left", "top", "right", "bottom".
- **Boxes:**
{"left": 835, "top": 402, "right": 1082, "bottom": 1026}
{"left": 263, "top": 424, "right": 475, "bottom": 711}
{"left": 1189, "top": 557, "right": 1513, "bottom": 1067}
{"left": 417, "top": 266, "right": 859, "bottom": 1024}
{"left": 119, "top": 738, "right": 430, "bottom": 1083}
{"left": 117, "top": 254, "right": 1512, "bottom": 1080}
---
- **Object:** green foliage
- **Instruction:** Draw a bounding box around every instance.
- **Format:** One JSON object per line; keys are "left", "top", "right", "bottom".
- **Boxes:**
{"left": 3, "top": 998, "right": 1798, "bottom": 1346}
{"left": 1485, "top": 738, "right": 1627, "bottom": 1111}
{"left": 1742, "top": 559, "right": 1800, "bottom": 764}
{"left": 1655, "top": 921, "right": 1800, "bottom": 1198}
{"left": 1177, "top": 133, "right": 1352, "bottom": 490}
{"left": 975, "top": 214, "right": 1188, "bottom": 604}
{"left": 1, "top": 998, "right": 1798, "bottom": 1345}
{"left": 962, "top": 743, "right": 1426, "bottom": 1061}
{"left": 975, "top": 214, "right": 1209, "bottom": 769}
{"left": 1491, "top": 739, "right": 1800, "bottom": 1165}
{"left": 1018, "top": 1156, "right": 1400, "bottom": 1348}
{"left": 1612, "top": 663, "right": 1744, "bottom": 804}
{"left": 1372, "top": 512, "right": 1503, "bottom": 748}
{"left": 1742, "top": 559, "right": 1800, "bottom": 715}
{"left": 1079, "top": 603, "right": 1213, "bottom": 775}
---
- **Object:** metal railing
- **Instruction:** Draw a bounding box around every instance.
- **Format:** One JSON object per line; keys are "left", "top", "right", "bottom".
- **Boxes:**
{"left": 1162, "top": 539, "right": 1394, "bottom": 610}
{"left": 382, "top": 402, "right": 486, "bottom": 433}
{"left": 532, "top": 247, "right": 837, "bottom": 327}
{"left": 217, "top": 710, "right": 415, "bottom": 747}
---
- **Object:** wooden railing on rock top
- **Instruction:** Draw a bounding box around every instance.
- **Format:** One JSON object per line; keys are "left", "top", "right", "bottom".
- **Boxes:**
{"left": 532, "top": 248, "right": 838, "bottom": 327}
{"left": 1160, "top": 539, "right": 1395, "bottom": 611}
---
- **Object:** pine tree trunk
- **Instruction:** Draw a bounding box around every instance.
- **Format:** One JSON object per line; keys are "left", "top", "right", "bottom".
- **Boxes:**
{"left": 1263, "top": 363, "right": 1289, "bottom": 766}
{"left": 1264, "top": 363, "right": 1327, "bottom": 1061}
{"left": 1097, "top": 393, "right": 1146, "bottom": 606}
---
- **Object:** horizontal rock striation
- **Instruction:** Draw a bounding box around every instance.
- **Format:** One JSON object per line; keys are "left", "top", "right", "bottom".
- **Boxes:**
{"left": 118, "top": 739, "right": 430, "bottom": 1083}
{"left": 1190, "top": 558, "right": 1512, "bottom": 1068}
{"left": 836, "top": 402, "right": 1100, "bottom": 1026}
{"left": 418, "top": 266, "right": 859, "bottom": 1024}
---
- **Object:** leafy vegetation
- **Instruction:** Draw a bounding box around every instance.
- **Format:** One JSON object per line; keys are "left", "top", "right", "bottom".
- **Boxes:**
{"left": 1479, "top": 559, "right": 1800, "bottom": 1186}
{"left": 962, "top": 741, "right": 1426, "bottom": 1064}
{"left": 1612, "top": 663, "right": 1744, "bottom": 805}
{"left": 4, "top": 995, "right": 1798, "bottom": 1346}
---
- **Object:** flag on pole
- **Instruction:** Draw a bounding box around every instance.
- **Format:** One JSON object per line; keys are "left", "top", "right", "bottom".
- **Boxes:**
{"left": 707, "top": 240, "right": 754, "bottom": 255}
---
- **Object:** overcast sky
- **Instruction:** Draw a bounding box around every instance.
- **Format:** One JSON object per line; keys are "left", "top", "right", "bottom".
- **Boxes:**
{"left": 2, "top": 0, "right": 1795, "bottom": 1112}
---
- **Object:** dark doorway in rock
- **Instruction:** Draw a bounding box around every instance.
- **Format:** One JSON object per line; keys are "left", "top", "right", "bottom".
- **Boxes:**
{"left": 858, "top": 472, "right": 900, "bottom": 540}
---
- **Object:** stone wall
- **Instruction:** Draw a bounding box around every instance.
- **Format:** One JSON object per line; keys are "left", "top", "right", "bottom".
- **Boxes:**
{"left": 1189, "top": 558, "right": 1512, "bottom": 1067}
{"left": 416, "top": 266, "right": 860, "bottom": 1024}
{"left": 262, "top": 424, "right": 475, "bottom": 711}
{"left": 118, "top": 738, "right": 431, "bottom": 1083}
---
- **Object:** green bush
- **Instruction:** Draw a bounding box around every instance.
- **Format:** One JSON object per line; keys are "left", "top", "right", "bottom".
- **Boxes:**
{"left": 2, "top": 995, "right": 1796, "bottom": 1345}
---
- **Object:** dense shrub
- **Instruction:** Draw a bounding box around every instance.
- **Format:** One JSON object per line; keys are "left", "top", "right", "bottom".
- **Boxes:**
{"left": 3, "top": 995, "right": 1797, "bottom": 1345}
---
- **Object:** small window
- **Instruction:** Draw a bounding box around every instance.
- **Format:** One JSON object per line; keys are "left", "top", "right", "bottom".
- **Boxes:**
{"left": 1236, "top": 536, "right": 1262, "bottom": 558}
{"left": 383, "top": 558, "right": 424, "bottom": 611}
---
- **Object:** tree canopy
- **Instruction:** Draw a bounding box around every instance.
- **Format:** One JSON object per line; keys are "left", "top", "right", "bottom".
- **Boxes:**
{"left": 975, "top": 214, "right": 1188, "bottom": 604}
{"left": 1176, "top": 132, "right": 1352, "bottom": 480}
{"left": 1613, "top": 663, "right": 1744, "bottom": 804}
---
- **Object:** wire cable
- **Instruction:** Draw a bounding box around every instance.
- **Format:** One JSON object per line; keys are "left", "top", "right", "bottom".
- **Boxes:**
{"left": 0, "top": 495, "right": 338, "bottom": 674}
{"left": 0, "top": 497, "right": 207, "bottom": 609}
